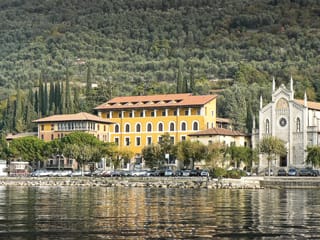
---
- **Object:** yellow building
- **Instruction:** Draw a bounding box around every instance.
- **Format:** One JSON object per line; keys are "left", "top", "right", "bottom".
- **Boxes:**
{"left": 33, "top": 112, "right": 114, "bottom": 142}
{"left": 94, "top": 93, "right": 217, "bottom": 159}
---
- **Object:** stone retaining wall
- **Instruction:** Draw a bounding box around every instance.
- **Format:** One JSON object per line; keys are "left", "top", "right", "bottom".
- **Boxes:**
{"left": 0, "top": 176, "right": 263, "bottom": 189}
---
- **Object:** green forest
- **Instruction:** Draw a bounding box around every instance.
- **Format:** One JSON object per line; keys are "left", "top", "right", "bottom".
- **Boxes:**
{"left": 0, "top": 0, "right": 320, "bottom": 134}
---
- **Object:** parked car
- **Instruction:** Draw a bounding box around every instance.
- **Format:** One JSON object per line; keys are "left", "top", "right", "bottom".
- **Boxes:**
{"left": 265, "top": 168, "right": 273, "bottom": 176}
{"left": 146, "top": 170, "right": 161, "bottom": 176}
{"left": 182, "top": 170, "right": 191, "bottom": 176}
{"left": 277, "top": 168, "right": 287, "bottom": 176}
{"left": 164, "top": 169, "right": 174, "bottom": 176}
{"left": 174, "top": 170, "right": 183, "bottom": 176}
{"left": 131, "top": 170, "right": 148, "bottom": 177}
{"left": 305, "top": 168, "right": 319, "bottom": 176}
{"left": 288, "top": 168, "right": 298, "bottom": 176}
{"left": 190, "top": 169, "right": 200, "bottom": 176}
{"left": 200, "top": 170, "right": 210, "bottom": 177}
{"left": 298, "top": 168, "right": 313, "bottom": 176}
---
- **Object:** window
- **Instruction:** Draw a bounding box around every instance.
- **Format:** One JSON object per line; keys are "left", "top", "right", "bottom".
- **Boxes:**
{"left": 296, "top": 118, "right": 301, "bottom": 132}
{"left": 181, "top": 122, "right": 186, "bottom": 131}
{"left": 185, "top": 110, "right": 189, "bottom": 116}
{"left": 114, "top": 137, "right": 119, "bottom": 146}
{"left": 181, "top": 136, "right": 186, "bottom": 141}
{"left": 193, "top": 122, "right": 199, "bottom": 131}
{"left": 147, "top": 123, "right": 152, "bottom": 132}
{"left": 125, "top": 124, "right": 130, "bottom": 132}
{"left": 208, "top": 140, "right": 213, "bottom": 145}
{"left": 147, "top": 137, "right": 152, "bottom": 145}
{"left": 151, "top": 111, "right": 155, "bottom": 117}
{"left": 169, "top": 122, "right": 175, "bottom": 131}
{"left": 118, "top": 112, "right": 122, "bottom": 118}
{"left": 158, "top": 136, "right": 163, "bottom": 143}
{"left": 129, "top": 112, "right": 133, "bottom": 118}
{"left": 266, "top": 119, "right": 270, "bottom": 134}
{"left": 173, "top": 110, "right": 177, "bottom": 116}
{"left": 158, "top": 123, "right": 163, "bottom": 132}
{"left": 136, "top": 137, "right": 141, "bottom": 146}
{"left": 136, "top": 123, "right": 141, "bottom": 132}
{"left": 211, "top": 110, "right": 215, "bottom": 117}
{"left": 51, "top": 124, "right": 54, "bottom": 130}
{"left": 162, "top": 110, "right": 166, "bottom": 116}
{"left": 106, "top": 113, "right": 110, "bottom": 118}
{"left": 115, "top": 125, "right": 120, "bottom": 133}
{"left": 41, "top": 134, "right": 44, "bottom": 140}
{"left": 104, "top": 125, "right": 106, "bottom": 131}
{"left": 140, "top": 111, "right": 144, "bottom": 117}
{"left": 125, "top": 137, "right": 130, "bottom": 146}
{"left": 41, "top": 125, "right": 44, "bottom": 131}
{"left": 170, "top": 136, "right": 174, "bottom": 144}
{"left": 51, "top": 134, "right": 54, "bottom": 140}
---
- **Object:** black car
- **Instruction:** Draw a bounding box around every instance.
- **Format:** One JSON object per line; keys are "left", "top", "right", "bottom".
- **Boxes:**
{"left": 298, "top": 168, "right": 313, "bottom": 176}
{"left": 277, "top": 168, "right": 287, "bottom": 176}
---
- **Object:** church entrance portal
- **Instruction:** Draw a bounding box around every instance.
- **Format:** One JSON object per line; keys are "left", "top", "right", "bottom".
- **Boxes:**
{"left": 280, "top": 155, "right": 287, "bottom": 167}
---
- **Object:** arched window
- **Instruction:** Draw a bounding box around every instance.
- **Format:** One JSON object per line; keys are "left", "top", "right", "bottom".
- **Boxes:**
{"left": 265, "top": 119, "right": 270, "bottom": 134}
{"left": 296, "top": 118, "right": 301, "bottom": 132}
{"left": 147, "top": 123, "right": 152, "bottom": 132}
{"left": 169, "top": 122, "right": 175, "bottom": 131}
{"left": 193, "top": 121, "right": 199, "bottom": 131}
{"left": 181, "top": 122, "right": 186, "bottom": 131}
{"left": 115, "top": 125, "right": 120, "bottom": 133}
{"left": 158, "top": 123, "right": 163, "bottom": 132}
{"left": 125, "top": 124, "right": 130, "bottom": 133}
{"left": 136, "top": 123, "right": 141, "bottom": 132}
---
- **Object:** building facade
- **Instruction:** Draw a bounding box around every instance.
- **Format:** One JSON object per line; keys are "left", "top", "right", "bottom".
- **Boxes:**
{"left": 94, "top": 93, "right": 217, "bottom": 160}
{"left": 33, "top": 112, "right": 114, "bottom": 142}
{"left": 252, "top": 78, "right": 320, "bottom": 172}
{"left": 189, "top": 128, "right": 249, "bottom": 147}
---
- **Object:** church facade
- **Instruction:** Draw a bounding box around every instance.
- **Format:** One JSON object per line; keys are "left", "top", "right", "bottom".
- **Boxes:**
{"left": 252, "top": 78, "right": 320, "bottom": 172}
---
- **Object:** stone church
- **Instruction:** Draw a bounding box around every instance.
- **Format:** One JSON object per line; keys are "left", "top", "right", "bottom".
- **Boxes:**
{"left": 252, "top": 77, "right": 320, "bottom": 172}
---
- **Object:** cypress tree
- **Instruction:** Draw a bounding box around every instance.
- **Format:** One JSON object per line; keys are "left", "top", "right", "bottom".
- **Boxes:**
{"left": 189, "top": 66, "right": 195, "bottom": 93}
{"left": 65, "top": 62, "right": 71, "bottom": 113}
{"left": 14, "top": 81, "right": 24, "bottom": 132}
{"left": 86, "top": 63, "right": 92, "bottom": 96}
{"left": 49, "top": 80, "right": 55, "bottom": 112}
{"left": 43, "top": 80, "right": 48, "bottom": 116}
{"left": 73, "top": 87, "right": 80, "bottom": 111}
{"left": 34, "top": 90, "right": 39, "bottom": 116}
{"left": 60, "top": 81, "right": 66, "bottom": 114}
{"left": 4, "top": 96, "right": 14, "bottom": 131}
{"left": 54, "top": 81, "right": 61, "bottom": 114}
{"left": 38, "top": 75, "right": 44, "bottom": 116}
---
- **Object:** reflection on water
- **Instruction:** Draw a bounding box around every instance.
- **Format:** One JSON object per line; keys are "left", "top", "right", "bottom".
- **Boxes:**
{"left": 0, "top": 186, "right": 319, "bottom": 239}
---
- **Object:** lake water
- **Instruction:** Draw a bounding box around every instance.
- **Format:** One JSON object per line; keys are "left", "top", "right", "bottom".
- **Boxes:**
{"left": 0, "top": 186, "right": 319, "bottom": 239}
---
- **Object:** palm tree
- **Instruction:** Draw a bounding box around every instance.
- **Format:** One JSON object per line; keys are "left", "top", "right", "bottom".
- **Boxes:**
{"left": 306, "top": 146, "right": 320, "bottom": 168}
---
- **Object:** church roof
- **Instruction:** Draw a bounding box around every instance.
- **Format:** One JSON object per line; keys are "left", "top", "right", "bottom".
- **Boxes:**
{"left": 295, "top": 99, "right": 320, "bottom": 111}
{"left": 94, "top": 93, "right": 217, "bottom": 110}
{"left": 188, "top": 128, "right": 245, "bottom": 137}
{"left": 33, "top": 112, "right": 114, "bottom": 124}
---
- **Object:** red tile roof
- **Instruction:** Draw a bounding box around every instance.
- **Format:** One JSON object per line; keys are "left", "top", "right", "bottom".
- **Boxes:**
{"left": 189, "top": 128, "right": 245, "bottom": 137}
{"left": 295, "top": 99, "right": 320, "bottom": 111}
{"left": 33, "top": 112, "right": 114, "bottom": 124}
{"left": 94, "top": 93, "right": 217, "bottom": 110}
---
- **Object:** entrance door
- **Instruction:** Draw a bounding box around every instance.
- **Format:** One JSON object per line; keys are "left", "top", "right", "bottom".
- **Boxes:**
{"left": 280, "top": 155, "right": 287, "bottom": 167}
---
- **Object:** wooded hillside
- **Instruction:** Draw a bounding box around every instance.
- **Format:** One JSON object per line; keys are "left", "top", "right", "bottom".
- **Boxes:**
{"left": 0, "top": 0, "right": 320, "bottom": 133}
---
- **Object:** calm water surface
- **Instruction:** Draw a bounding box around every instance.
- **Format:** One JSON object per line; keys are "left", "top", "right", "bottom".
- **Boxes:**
{"left": 0, "top": 186, "right": 319, "bottom": 239}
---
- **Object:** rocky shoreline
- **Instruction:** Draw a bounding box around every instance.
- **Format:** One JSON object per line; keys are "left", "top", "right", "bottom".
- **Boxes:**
{"left": 0, "top": 176, "right": 263, "bottom": 189}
